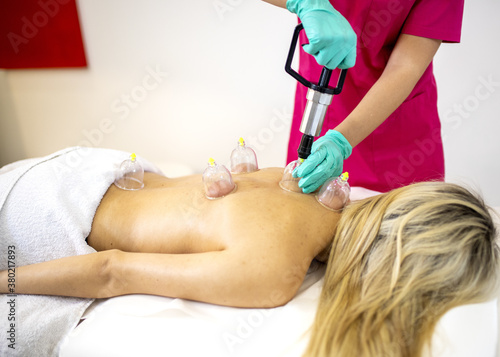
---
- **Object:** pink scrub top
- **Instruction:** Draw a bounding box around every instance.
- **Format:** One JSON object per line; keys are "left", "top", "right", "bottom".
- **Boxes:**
{"left": 288, "top": 0, "right": 465, "bottom": 192}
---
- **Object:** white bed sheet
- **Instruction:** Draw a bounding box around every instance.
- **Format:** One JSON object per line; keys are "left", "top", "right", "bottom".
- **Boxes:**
{"left": 59, "top": 262, "right": 325, "bottom": 357}
{"left": 59, "top": 189, "right": 499, "bottom": 357}
{"left": 58, "top": 273, "right": 498, "bottom": 357}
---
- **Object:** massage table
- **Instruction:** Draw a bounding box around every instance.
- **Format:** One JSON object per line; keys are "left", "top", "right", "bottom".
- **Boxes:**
{"left": 59, "top": 187, "right": 500, "bottom": 357}
{"left": 0, "top": 148, "right": 496, "bottom": 357}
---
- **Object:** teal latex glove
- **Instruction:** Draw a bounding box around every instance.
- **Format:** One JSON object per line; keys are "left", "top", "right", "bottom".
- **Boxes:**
{"left": 286, "top": 0, "right": 356, "bottom": 69}
{"left": 293, "top": 130, "right": 352, "bottom": 193}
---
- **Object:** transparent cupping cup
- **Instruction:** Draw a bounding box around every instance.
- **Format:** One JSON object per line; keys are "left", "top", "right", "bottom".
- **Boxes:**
{"left": 203, "top": 158, "right": 236, "bottom": 199}
{"left": 230, "top": 138, "right": 258, "bottom": 174}
{"left": 114, "top": 153, "right": 144, "bottom": 191}
{"left": 279, "top": 159, "right": 303, "bottom": 193}
{"left": 316, "top": 172, "right": 350, "bottom": 211}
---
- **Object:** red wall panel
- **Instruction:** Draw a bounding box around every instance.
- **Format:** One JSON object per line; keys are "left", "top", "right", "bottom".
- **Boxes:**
{"left": 0, "top": 0, "right": 87, "bottom": 69}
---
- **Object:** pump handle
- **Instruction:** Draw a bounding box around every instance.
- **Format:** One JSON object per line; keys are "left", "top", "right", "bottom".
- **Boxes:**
{"left": 285, "top": 23, "right": 347, "bottom": 95}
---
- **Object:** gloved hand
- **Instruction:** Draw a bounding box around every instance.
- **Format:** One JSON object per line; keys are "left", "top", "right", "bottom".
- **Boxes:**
{"left": 286, "top": 0, "right": 356, "bottom": 69}
{"left": 293, "top": 130, "right": 352, "bottom": 193}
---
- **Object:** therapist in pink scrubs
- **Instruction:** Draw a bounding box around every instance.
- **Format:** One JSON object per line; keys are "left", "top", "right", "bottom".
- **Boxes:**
{"left": 263, "top": 0, "right": 464, "bottom": 193}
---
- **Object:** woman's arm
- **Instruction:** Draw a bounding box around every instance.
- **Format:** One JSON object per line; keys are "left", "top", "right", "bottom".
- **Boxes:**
{"left": 0, "top": 247, "right": 305, "bottom": 308}
{"left": 335, "top": 34, "right": 442, "bottom": 147}
{"left": 0, "top": 251, "right": 115, "bottom": 298}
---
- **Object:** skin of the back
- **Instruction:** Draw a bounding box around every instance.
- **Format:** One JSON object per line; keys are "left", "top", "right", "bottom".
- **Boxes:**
{"left": 89, "top": 168, "right": 339, "bottom": 258}
{"left": 1, "top": 168, "right": 340, "bottom": 308}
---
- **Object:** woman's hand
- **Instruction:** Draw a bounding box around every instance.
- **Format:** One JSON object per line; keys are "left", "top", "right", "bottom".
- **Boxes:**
{"left": 293, "top": 130, "right": 352, "bottom": 193}
{"left": 286, "top": 0, "right": 356, "bottom": 69}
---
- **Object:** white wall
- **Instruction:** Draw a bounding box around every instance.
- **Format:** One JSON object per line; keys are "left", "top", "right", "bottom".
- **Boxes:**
{"left": 0, "top": 70, "right": 26, "bottom": 164}
{"left": 1, "top": 0, "right": 297, "bottom": 172}
{"left": 1, "top": 0, "right": 499, "bottom": 206}
{"left": 434, "top": 0, "right": 500, "bottom": 207}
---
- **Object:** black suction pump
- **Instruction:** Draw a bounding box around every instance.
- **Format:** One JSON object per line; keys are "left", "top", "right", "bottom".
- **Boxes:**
{"left": 285, "top": 23, "right": 348, "bottom": 160}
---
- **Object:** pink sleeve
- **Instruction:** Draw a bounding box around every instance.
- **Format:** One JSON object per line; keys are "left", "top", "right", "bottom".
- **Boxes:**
{"left": 401, "top": 0, "right": 465, "bottom": 43}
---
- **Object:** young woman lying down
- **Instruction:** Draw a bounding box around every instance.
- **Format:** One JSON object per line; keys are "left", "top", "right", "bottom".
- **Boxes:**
{"left": 0, "top": 147, "right": 498, "bottom": 357}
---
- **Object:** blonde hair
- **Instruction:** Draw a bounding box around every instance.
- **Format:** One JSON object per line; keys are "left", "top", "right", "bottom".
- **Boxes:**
{"left": 305, "top": 181, "right": 499, "bottom": 357}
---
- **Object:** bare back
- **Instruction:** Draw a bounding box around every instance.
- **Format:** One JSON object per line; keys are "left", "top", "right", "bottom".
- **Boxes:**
{"left": 8, "top": 167, "right": 342, "bottom": 307}
{"left": 88, "top": 168, "right": 339, "bottom": 260}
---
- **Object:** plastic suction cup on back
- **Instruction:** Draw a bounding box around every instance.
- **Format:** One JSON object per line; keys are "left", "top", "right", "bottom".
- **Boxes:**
{"left": 316, "top": 172, "right": 351, "bottom": 211}
{"left": 279, "top": 159, "right": 303, "bottom": 193}
{"left": 230, "top": 138, "right": 258, "bottom": 174}
{"left": 114, "top": 153, "right": 144, "bottom": 190}
{"left": 203, "top": 158, "right": 236, "bottom": 199}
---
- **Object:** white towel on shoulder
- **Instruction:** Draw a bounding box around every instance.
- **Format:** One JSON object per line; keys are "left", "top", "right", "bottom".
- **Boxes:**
{"left": 0, "top": 147, "right": 160, "bottom": 357}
